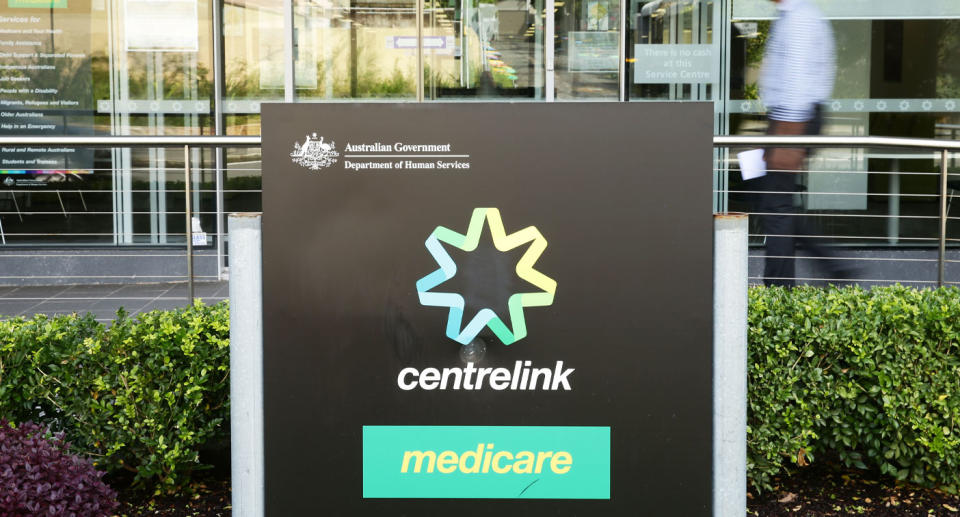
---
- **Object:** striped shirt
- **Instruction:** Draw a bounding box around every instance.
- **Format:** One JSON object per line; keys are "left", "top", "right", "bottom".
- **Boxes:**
{"left": 759, "top": 0, "right": 835, "bottom": 122}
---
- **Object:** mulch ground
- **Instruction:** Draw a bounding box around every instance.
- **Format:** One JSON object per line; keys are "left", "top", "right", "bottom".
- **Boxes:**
{"left": 115, "top": 476, "right": 231, "bottom": 517}
{"left": 111, "top": 462, "right": 960, "bottom": 516}
{"left": 748, "top": 462, "right": 960, "bottom": 516}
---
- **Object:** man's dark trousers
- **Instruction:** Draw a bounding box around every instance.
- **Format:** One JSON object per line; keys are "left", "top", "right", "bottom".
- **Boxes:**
{"left": 758, "top": 105, "right": 835, "bottom": 287}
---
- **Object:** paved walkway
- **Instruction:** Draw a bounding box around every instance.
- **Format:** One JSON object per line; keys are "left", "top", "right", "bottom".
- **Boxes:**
{"left": 0, "top": 282, "right": 228, "bottom": 322}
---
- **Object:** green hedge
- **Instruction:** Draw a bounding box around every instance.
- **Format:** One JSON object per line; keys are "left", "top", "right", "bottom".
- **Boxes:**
{"left": 3, "top": 287, "right": 959, "bottom": 494}
{"left": 0, "top": 301, "right": 229, "bottom": 493}
{"left": 748, "top": 285, "right": 960, "bottom": 493}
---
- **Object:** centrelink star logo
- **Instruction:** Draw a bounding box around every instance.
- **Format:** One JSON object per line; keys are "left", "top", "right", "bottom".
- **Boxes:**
{"left": 415, "top": 208, "right": 557, "bottom": 346}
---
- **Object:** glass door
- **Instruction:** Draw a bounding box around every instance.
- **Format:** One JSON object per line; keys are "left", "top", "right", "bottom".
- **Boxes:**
{"left": 627, "top": 0, "right": 719, "bottom": 108}
{"left": 554, "top": 0, "right": 621, "bottom": 99}
{"left": 104, "top": 0, "right": 215, "bottom": 245}
{"left": 424, "top": 0, "right": 545, "bottom": 99}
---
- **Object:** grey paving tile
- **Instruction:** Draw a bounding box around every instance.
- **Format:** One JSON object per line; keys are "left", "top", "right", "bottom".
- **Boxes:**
{"left": 0, "top": 281, "right": 227, "bottom": 319}
{"left": 88, "top": 300, "right": 141, "bottom": 317}
{"left": 11, "top": 301, "right": 52, "bottom": 317}
{"left": 92, "top": 300, "right": 138, "bottom": 310}
{"left": 60, "top": 284, "right": 126, "bottom": 297}
{"left": 157, "top": 288, "right": 188, "bottom": 300}
{"left": 167, "top": 284, "right": 221, "bottom": 299}
{"left": 0, "top": 301, "right": 32, "bottom": 318}
{"left": 0, "top": 295, "right": 64, "bottom": 305}
{"left": 91, "top": 311, "right": 126, "bottom": 323}
{"left": 146, "top": 299, "right": 192, "bottom": 311}
{"left": 112, "top": 285, "right": 173, "bottom": 296}
{"left": 32, "top": 301, "right": 97, "bottom": 315}
{"left": 197, "top": 296, "right": 228, "bottom": 304}
{"left": 9, "top": 286, "right": 69, "bottom": 298}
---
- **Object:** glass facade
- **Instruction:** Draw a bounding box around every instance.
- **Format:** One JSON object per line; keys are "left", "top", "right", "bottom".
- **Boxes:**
{"left": 0, "top": 0, "right": 958, "bottom": 258}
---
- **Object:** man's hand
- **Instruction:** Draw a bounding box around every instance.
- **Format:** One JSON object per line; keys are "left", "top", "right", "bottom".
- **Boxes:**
{"left": 765, "top": 120, "right": 809, "bottom": 172}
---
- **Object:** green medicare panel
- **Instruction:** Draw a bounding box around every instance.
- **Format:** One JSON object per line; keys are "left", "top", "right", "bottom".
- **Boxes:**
{"left": 363, "top": 425, "right": 610, "bottom": 499}
{"left": 261, "top": 103, "right": 713, "bottom": 515}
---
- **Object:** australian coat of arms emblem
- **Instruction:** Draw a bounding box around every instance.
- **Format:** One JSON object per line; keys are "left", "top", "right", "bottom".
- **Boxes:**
{"left": 291, "top": 133, "right": 340, "bottom": 170}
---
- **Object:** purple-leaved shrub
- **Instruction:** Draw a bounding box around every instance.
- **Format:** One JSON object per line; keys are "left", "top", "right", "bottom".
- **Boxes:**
{"left": 0, "top": 420, "right": 118, "bottom": 516}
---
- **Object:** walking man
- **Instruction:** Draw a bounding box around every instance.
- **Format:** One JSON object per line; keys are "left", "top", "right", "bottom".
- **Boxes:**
{"left": 758, "top": 0, "right": 840, "bottom": 286}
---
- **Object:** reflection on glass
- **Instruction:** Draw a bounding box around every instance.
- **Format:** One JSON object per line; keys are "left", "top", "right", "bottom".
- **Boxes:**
{"left": 226, "top": 0, "right": 421, "bottom": 103}
{"left": 293, "top": 0, "right": 419, "bottom": 99}
{"left": 427, "top": 0, "right": 544, "bottom": 99}
{"left": 555, "top": 0, "right": 619, "bottom": 99}
{"left": 225, "top": 0, "right": 546, "bottom": 101}
{"left": 224, "top": 0, "right": 284, "bottom": 104}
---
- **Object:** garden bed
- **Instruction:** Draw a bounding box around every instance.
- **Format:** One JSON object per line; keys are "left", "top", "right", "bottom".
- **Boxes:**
{"left": 748, "top": 462, "right": 960, "bottom": 516}
{"left": 115, "top": 475, "right": 231, "bottom": 517}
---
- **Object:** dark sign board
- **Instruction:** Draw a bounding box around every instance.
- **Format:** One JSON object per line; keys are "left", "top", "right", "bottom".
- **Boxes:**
{"left": 262, "top": 102, "right": 713, "bottom": 515}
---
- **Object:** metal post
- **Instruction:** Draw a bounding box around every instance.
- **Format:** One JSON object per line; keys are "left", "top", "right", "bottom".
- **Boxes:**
{"left": 212, "top": 0, "right": 226, "bottom": 281}
{"left": 532, "top": 0, "right": 542, "bottom": 97}
{"left": 460, "top": 14, "right": 468, "bottom": 88}
{"left": 416, "top": 0, "right": 424, "bottom": 102}
{"left": 713, "top": 213, "right": 748, "bottom": 517}
{"left": 229, "top": 213, "right": 264, "bottom": 517}
{"left": 545, "top": 0, "right": 554, "bottom": 101}
{"left": 215, "top": 152, "right": 226, "bottom": 281}
{"left": 283, "top": 0, "right": 296, "bottom": 102}
{"left": 939, "top": 148, "right": 949, "bottom": 288}
{"left": 889, "top": 159, "right": 900, "bottom": 245}
{"left": 617, "top": 0, "right": 626, "bottom": 102}
{"left": 185, "top": 145, "right": 195, "bottom": 303}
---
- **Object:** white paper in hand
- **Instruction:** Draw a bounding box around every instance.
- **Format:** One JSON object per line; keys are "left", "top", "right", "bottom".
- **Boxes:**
{"left": 737, "top": 149, "right": 767, "bottom": 180}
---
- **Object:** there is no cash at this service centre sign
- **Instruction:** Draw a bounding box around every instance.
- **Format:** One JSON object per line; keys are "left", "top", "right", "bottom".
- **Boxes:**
{"left": 262, "top": 103, "right": 713, "bottom": 516}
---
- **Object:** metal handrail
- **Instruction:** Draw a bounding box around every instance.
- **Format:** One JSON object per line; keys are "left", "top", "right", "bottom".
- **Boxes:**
{"left": 0, "top": 135, "right": 257, "bottom": 299}
{"left": 0, "top": 134, "right": 958, "bottom": 149}
{"left": 0, "top": 135, "right": 261, "bottom": 147}
{"left": 713, "top": 135, "right": 960, "bottom": 150}
{"left": 0, "top": 133, "right": 955, "bottom": 287}
{"left": 713, "top": 135, "right": 956, "bottom": 287}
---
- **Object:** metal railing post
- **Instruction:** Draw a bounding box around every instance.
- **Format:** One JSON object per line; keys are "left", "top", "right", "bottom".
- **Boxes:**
{"left": 939, "top": 148, "right": 949, "bottom": 288}
{"left": 185, "top": 144, "right": 195, "bottom": 303}
{"left": 713, "top": 213, "right": 748, "bottom": 517}
{"left": 617, "top": 0, "right": 626, "bottom": 102}
{"left": 416, "top": 0, "right": 423, "bottom": 102}
{"left": 283, "top": 0, "right": 295, "bottom": 102}
{"left": 545, "top": 0, "right": 555, "bottom": 101}
{"left": 212, "top": 0, "right": 226, "bottom": 281}
{"left": 228, "top": 213, "right": 264, "bottom": 517}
